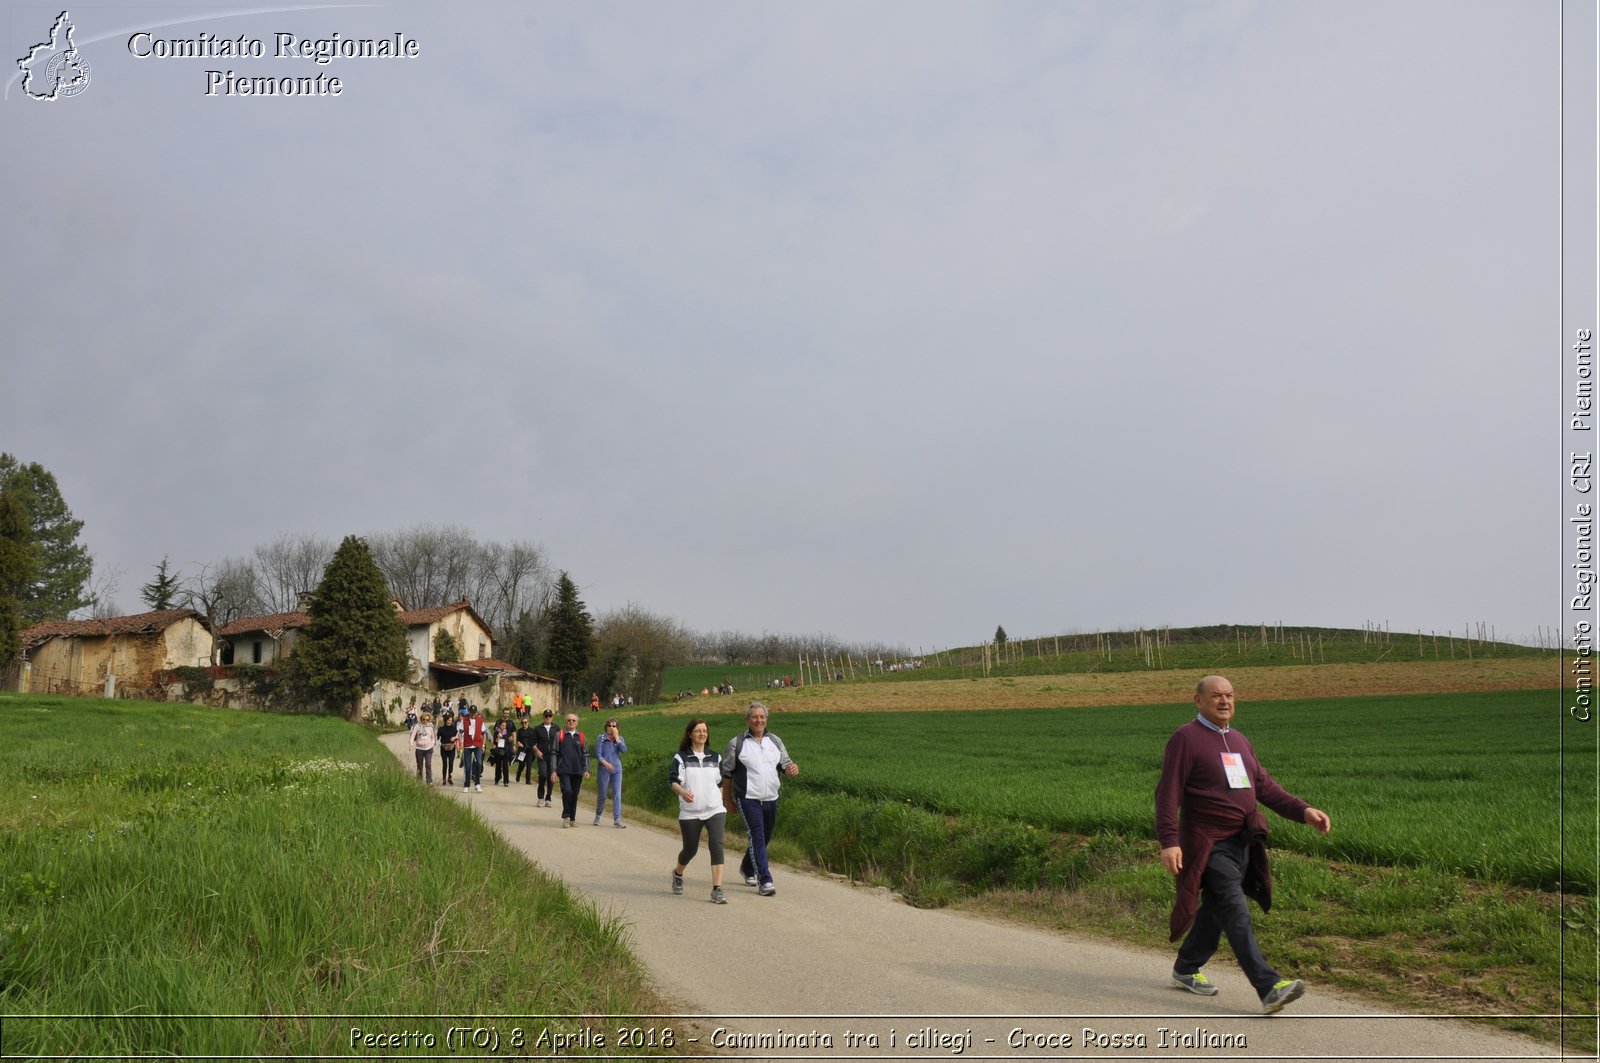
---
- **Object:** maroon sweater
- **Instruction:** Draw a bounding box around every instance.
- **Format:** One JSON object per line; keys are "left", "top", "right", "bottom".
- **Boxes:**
{"left": 1155, "top": 720, "right": 1310, "bottom": 940}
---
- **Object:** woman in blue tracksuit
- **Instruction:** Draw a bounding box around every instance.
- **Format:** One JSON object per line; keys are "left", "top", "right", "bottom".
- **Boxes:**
{"left": 593, "top": 718, "right": 627, "bottom": 827}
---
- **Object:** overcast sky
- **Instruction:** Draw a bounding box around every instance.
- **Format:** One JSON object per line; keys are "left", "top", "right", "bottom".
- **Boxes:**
{"left": 1, "top": 1, "right": 1561, "bottom": 650}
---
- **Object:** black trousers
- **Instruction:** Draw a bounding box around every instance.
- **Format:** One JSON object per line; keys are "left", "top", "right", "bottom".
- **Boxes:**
{"left": 559, "top": 773, "right": 583, "bottom": 820}
{"left": 1174, "top": 835, "right": 1281, "bottom": 996}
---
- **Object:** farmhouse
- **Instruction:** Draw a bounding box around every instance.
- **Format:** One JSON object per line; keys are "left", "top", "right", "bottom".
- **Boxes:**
{"left": 431, "top": 657, "right": 561, "bottom": 716}
{"left": 215, "top": 611, "right": 309, "bottom": 666}
{"left": 398, "top": 599, "right": 494, "bottom": 676}
{"left": 14, "top": 597, "right": 561, "bottom": 712}
{"left": 20, "top": 609, "right": 214, "bottom": 696}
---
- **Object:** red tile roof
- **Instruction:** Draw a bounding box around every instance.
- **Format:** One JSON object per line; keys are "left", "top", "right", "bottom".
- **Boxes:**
{"left": 397, "top": 599, "right": 493, "bottom": 639}
{"left": 465, "top": 657, "right": 522, "bottom": 671}
{"left": 21, "top": 609, "right": 203, "bottom": 648}
{"left": 431, "top": 658, "right": 557, "bottom": 683}
{"left": 217, "top": 612, "right": 310, "bottom": 638}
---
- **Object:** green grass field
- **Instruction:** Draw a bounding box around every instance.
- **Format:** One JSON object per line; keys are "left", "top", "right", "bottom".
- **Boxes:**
{"left": 0, "top": 694, "right": 670, "bottom": 1058}
{"left": 615, "top": 688, "right": 1596, "bottom": 1050}
{"left": 619, "top": 689, "right": 1588, "bottom": 890}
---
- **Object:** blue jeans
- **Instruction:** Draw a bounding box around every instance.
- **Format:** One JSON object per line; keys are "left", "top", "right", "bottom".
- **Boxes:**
{"left": 736, "top": 797, "right": 779, "bottom": 885}
{"left": 461, "top": 748, "right": 483, "bottom": 787}
{"left": 595, "top": 770, "right": 622, "bottom": 821}
{"left": 1174, "top": 835, "right": 1281, "bottom": 996}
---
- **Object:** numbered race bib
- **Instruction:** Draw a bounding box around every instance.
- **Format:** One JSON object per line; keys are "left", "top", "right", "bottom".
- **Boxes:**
{"left": 1220, "top": 751, "right": 1251, "bottom": 789}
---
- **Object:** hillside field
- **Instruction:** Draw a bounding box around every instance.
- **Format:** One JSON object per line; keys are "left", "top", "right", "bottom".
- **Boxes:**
{"left": 653, "top": 656, "right": 1558, "bottom": 714}
{"left": 616, "top": 671, "right": 1594, "bottom": 1049}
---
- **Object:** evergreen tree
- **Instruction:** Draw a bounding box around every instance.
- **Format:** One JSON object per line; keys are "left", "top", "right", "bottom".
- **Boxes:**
{"left": 0, "top": 487, "right": 39, "bottom": 663}
{"left": 290, "top": 535, "right": 411, "bottom": 717}
{"left": 544, "top": 571, "right": 594, "bottom": 704}
{"left": 995, "top": 625, "right": 1008, "bottom": 647}
{"left": 140, "top": 556, "right": 182, "bottom": 611}
{"left": 433, "top": 629, "right": 462, "bottom": 663}
{"left": 499, "top": 608, "right": 545, "bottom": 673}
{"left": 0, "top": 454, "right": 95, "bottom": 622}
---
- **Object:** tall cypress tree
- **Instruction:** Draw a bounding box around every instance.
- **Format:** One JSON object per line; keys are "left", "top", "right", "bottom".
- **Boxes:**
{"left": 544, "top": 571, "right": 593, "bottom": 705}
{"left": 0, "top": 454, "right": 94, "bottom": 622}
{"left": 290, "top": 535, "right": 410, "bottom": 717}
{"left": 0, "top": 487, "right": 39, "bottom": 664}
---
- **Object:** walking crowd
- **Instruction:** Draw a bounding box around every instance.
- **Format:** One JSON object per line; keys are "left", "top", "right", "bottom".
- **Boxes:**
{"left": 406, "top": 698, "right": 801, "bottom": 905}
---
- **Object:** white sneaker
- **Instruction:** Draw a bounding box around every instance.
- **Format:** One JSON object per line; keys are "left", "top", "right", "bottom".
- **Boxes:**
{"left": 743, "top": 875, "right": 758, "bottom": 887}
{"left": 475, "top": 785, "right": 483, "bottom": 793}
{"left": 463, "top": 785, "right": 470, "bottom": 792}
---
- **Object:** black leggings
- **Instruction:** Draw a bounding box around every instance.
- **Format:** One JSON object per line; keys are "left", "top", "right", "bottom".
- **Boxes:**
{"left": 677, "top": 813, "right": 726, "bottom": 867}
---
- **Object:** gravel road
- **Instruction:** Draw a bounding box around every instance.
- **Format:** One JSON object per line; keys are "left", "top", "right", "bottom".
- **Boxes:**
{"left": 383, "top": 734, "right": 1568, "bottom": 1062}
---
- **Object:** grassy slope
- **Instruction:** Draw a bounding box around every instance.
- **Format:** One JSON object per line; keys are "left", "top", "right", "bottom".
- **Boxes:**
{"left": 663, "top": 623, "right": 1553, "bottom": 693}
{"left": 0, "top": 694, "right": 671, "bottom": 1059}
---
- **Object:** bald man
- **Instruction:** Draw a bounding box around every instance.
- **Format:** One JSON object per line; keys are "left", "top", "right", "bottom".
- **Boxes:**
{"left": 1155, "top": 675, "right": 1331, "bottom": 1013}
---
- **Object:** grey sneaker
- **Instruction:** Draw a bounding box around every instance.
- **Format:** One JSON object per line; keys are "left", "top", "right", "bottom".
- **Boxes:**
{"left": 593, "top": 816, "right": 601, "bottom": 826}
{"left": 613, "top": 821, "right": 626, "bottom": 829}
{"left": 758, "top": 881, "right": 776, "bottom": 897}
{"left": 743, "top": 875, "right": 759, "bottom": 887}
{"left": 1261, "top": 979, "right": 1305, "bottom": 1013}
{"left": 1171, "top": 971, "right": 1219, "bottom": 996}
{"left": 710, "top": 886, "right": 726, "bottom": 904}
{"left": 671, "top": 872, "right": 684, "bottom": 896}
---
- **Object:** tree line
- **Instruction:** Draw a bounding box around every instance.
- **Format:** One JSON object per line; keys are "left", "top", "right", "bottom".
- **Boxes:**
{"left": 0, "top": 453, "right": 907, "bottom": 709}
{"left": 687, "top": 629, "right": 911, "bottom": 668}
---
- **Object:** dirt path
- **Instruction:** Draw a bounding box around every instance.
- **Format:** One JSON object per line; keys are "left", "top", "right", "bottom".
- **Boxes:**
{"left": 382, "top": 735, "right": 1563, "bottom": 1062}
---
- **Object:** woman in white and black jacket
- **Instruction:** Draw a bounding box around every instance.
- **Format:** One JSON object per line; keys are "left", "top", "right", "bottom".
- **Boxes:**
{"left": 669, "top": 718, "right": 728, "bottom": 904}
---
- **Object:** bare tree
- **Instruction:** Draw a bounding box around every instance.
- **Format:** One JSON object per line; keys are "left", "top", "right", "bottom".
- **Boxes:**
{"left": 588, "top": 604, "right": 694, "bottom": 705}
{"left": 470, "top": 539, "right": 552, "bottom": 634}
{"left": 253, "top": 533, "right": 335, "bottom": 613}
{"left": 85, "top": 563, "right": 125, "bottom": 620}
{"left": 367, "top": 524, "right": 477, "bottom": 610}
{"left": 365, "top": 525, "right": 553, "bottom": 641}
{"left": 185, "top": 557, "right": 264, "bottom": 664}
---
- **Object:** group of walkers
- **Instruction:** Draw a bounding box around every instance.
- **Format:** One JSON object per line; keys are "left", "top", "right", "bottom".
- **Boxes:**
{"left": 405, "top": 697, "right": 802, "bottom": 904}
{"left": 406, "top": 704, "right": 630, "bottom": 827}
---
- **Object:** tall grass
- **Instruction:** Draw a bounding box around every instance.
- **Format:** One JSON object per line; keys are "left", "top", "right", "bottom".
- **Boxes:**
{"left": 0, "top": 694, "right": 670, "bottom": 1058}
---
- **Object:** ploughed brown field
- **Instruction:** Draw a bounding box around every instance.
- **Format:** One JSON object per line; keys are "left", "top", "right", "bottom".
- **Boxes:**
{"left": 711, "top": 658, "right": 1560, "bottom": 714}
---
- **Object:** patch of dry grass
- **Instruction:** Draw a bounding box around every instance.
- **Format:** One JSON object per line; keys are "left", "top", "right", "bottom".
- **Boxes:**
{"left": 682, "top": 658, "right": 1560, "bottom": 715}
